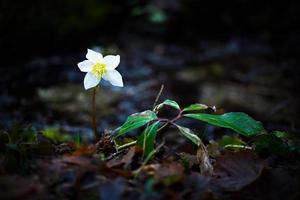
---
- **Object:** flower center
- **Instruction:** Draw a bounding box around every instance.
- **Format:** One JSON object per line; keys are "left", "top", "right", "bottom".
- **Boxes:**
{"left": 91, "top": 63, "right": 107, "bottom": 78}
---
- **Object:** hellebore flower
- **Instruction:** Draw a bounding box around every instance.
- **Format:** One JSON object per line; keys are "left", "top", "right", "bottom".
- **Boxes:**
{"left": 78, "top": 49, "right": 123, "bottom": 90}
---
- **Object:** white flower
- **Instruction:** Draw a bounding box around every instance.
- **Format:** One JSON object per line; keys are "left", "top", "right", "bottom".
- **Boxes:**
{"left": 77, "top": 49, "right": 124, "bottom": 90}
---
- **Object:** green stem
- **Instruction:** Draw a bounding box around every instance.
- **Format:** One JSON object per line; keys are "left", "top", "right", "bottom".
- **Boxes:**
{"left": 157, "top": 110, "right": 183, "bottom": 132}
{"left": 116, "top": 140, "right": 137, "bottom": 151}
{"left": 115, "top": 109, "right": 183, "bottom": 150}
{"left": 92, "top": 88, "right": 98, "bottom": 141}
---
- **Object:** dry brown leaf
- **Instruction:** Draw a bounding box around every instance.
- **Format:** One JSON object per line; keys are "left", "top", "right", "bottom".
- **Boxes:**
{"left": 197, "top": 142, "right": 213, "bottom": 175}
{"left": 106, "top": 146, "right": 138, "bottom": 168}
{"left": 140, "top": 161, "right": 185, "bottom": 185}
{"left": 72, "top": 144, "right": 97, "bottom": 156}
{"left": 0, "top": 175, "right": 44, "bottom": 200}
{"left": 212, "top": 150, "right": 265, "bottom": 191}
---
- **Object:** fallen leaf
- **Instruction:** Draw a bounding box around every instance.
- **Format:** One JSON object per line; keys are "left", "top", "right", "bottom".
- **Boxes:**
{"left": 179, "top": 142, "right": 213, "bottom": 175}
{"left": 141, "top": 161, "right": 185, "bottom": 185}
{"left": 55, "top": 142, "right": 75, "bottom": 155}
{"left": 0, "top": 175, "right": 44, "bottom": 200}
{"left": 106, "top": 146, "right": 138, "bottom": 168}
{"left": 197, "top": 142, "right": 213, "bottom": 175}
{"left": 72, "top": 144, "right": 96, "bottom": 156}
{"left": 212, "top": 150, "right": 265, "bottom": 191}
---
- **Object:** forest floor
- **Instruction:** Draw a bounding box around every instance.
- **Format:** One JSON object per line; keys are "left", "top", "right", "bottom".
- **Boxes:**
{"left": 1, "top": 36, "right": 299, "bottom": 200}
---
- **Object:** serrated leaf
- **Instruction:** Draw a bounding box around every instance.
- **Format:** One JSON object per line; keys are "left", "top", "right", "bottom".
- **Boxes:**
{"left": 137, "top": 121, "right": 160, "bottom": 158}
{"left": 116, "top": 110, "right": 157, "bottom": 137}
{"left": 154, "top": 99, "right": 180, "bottom": 111}
{"left": 183, "top": 103, "right": 208, "bottom": 112}
{"left": 175, "top": 125, "right": 201, "bottom": 146}
{"left": 184, "top": 112, "right": 264, "bottom": 137}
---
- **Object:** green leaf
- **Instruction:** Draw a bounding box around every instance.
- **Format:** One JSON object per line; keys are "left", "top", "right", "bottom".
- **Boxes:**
{"left": 42, "top": 128, "right": 71, "bottom": 143}
{"left": 175, "top": 125, "right": 201, "bottom": 146}
{"left": 183, "top": 103, "right": 208, "bottom": 112}
{"left": 272, "top": 131, "right": 290, "bottom": 139}
{"left": 254, "top": 134, "right": 291, "bottom": 158}
{"left": 117, "top": 110, "right": 157, "bottom": 137}
{"left": 218, "top": 135, "right": 246, "bottom": 147}
{"left": 154, "top": 99, "right": 180, "bottom": 111}
{"left": 137, "top": 121, "right": 160, "bottom": 158}
{"left": 184, "top": 112, "right": 264, "bottom": 137}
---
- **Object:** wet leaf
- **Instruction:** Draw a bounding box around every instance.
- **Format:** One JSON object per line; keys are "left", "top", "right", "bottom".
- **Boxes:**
{"left": 184, "top": 112, "right": 264, "bottom": 136}
{"left": 183, "top": 103, "right": 208, "bottom": 112}
{"left": 212, "top": 150, "right": 265, "bottom": 191}
{"left": 137, "top": 121, "right": 160, "bottom": 158}
{"left": 175, "top": 125, "right": 201, "bottom": 146}
{"left": 154, "top": 99, "right": 180, "bottom": 111}
{"left": 116, "top": 110, "right": 157, "bottom": 137}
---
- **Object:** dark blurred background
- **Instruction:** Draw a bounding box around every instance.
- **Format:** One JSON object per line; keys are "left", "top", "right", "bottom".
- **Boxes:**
{"left": 1, "top": 0, "right": 299, "bottom": 137}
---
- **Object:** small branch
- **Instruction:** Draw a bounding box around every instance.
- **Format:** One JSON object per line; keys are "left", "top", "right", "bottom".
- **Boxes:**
{"left": 157, "top": 110, "right": 183, "bottom": 132}
{"left": 152, "top": 84, "right": 164, "bottom": 110}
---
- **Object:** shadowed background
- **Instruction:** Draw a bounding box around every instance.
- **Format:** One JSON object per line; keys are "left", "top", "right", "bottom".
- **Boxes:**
{"left": 1, "top": 0, "right": 299, "bottom": 137}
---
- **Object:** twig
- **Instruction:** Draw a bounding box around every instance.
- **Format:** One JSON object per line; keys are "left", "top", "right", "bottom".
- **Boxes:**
{"left": 157, "top": 110, "right": 183, "bottom": 132}
{"left": 152, "top": 84, "right": 164, "bottom": 110}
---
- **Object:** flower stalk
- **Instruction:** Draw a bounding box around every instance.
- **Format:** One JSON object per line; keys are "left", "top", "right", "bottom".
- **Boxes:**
{"left": 92, "top": 87, "right": 98, "bottom": 141}
{"left": 77, "top": 49, "right": 124, "bottom": 142}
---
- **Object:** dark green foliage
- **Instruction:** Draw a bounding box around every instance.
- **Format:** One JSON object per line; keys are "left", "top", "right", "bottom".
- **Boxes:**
{"left": 117, "top": 110, "right": 157, "bottom": 137}
{"left": 254, "top": 134, "right": 290, "bottom": 157}
{"left": 175, "top": 125, "right": 201, "bottom": 146}
{"left": 117, "top": 99, "right": 266, "bottom": 159}
{"left": 137, "top": 121, "right": 160, "bottom": 158}
{"left": 184, "top": 112, "right": 265, "bottom": 136}
{"left": 154, "top": 99, "right": 180, "bottom": 111}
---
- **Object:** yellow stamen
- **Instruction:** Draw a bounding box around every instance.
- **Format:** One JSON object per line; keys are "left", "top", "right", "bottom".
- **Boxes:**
{"left": 91, "top": 63, "right": 107, "bottom": 78}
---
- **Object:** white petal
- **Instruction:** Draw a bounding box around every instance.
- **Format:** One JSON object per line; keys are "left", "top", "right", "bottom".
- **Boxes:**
{"left": 84, "top": 72, "right": 100, "bottom": 90}
{"left": 103, "top": 70, "right": 123, "bottom": 87}
{"left": 103, "top": 55, "right": 120, "bottom": 70}
{"left": 78, "top": 60, "right": 93, "bottom": 72}
{"left": 86, "top": 49, "right": 103, "bottom": 63}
